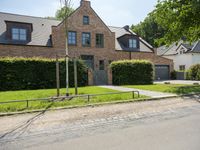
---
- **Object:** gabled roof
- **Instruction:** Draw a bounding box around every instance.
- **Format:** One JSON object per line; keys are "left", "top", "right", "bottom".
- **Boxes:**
{"left": 191, "top": 41, "right": 200, "bottom": 53}
{"left": 0, "top": 12, "right": 61, "bottom": 46}
{"left": 108, "top": 26, "right": 153, "bottom": 51}
{"left": 157, "top": 40, "right": 200, "bottom": 56}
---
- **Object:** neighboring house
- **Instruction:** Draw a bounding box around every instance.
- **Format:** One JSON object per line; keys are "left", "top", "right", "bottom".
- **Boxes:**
{"left": 0, "top": 0, "right": 173, "bottom": 84}
{"left": 157, "top": 40, "right": 200, "bottom": 71}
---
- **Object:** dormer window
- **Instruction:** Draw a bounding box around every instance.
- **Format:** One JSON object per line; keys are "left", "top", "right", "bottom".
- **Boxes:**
{"left": 83, "top": 16, "right": 89, "bottom": 25}
{"left": 12, "top": 28, "right": 27, "bottom": 41}
{"left": 129, "top": 39, "right": 137, "bottom": 48}
{"left": 5, "top": 21, "right": 32, "bottom": 44}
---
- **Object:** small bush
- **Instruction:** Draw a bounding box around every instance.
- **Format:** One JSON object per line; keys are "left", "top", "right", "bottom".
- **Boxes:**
{"left": 171, "top": 70, "right": 177, "bottom": 80}
{"left": 187, "top": 64, "right": 200, "bottom": 80}
{"left": 0, "top": 57, "right": 88, "bottom": 91}
{"left": 110, "top": 60, "right": 153, "bottom": 85}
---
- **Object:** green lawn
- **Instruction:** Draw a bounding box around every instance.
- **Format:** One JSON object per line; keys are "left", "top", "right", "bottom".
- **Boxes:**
{"left": 0, "top": 86, "right": 146, "bottom": 113}
{"left": 125, "top": 84, "right": 200, "bottom": 94}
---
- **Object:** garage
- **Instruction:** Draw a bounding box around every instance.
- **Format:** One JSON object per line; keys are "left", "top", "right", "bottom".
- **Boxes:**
{"left": 155, "top": 65, "right": 170, "bottom": 80}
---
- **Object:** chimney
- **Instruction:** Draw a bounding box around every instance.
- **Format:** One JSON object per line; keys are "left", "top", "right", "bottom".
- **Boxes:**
{"left": 80, "top": 0, "right": 91, "bottom": 7}
{"left": 123, "top": 25, "right": 130, "bottom": 31}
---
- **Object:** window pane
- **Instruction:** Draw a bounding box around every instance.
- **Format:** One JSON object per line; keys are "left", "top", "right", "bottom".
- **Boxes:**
{"left": 82, "top": 33, "right": 91, "bottom": 46}
{"left": 12, "top": 34, "right": 19, "bottom": 40}
{"left": 20, "top": 29, "right": 26, "bottom": 34}
{"left": 20, "top": 34, "right": 27, "bottom": 40}
{"left": 68, "top": 31, "right": 76, "bottom": 45}
{"left": 83, "top": 16, "right": 89, "bottom": 25}
{"left": 129, "top": 39, "right": 137, "bottom": 48}
{"left": 12, "top": 28, "right": 19, "bottom": 34}
{"left": 96, "top": 34, "right": 104, "bottom": 48}
{"left": 12, "top": 28, "right": 27, "bottom": 41}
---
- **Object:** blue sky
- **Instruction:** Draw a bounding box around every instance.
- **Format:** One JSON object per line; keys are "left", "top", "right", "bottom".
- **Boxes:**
{"left": 0, "top": 0, "right": 157, "bottom": 26}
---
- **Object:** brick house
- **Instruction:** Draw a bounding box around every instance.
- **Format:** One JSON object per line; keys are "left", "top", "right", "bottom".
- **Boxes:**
{"left": 0, "top": 0, "right": 173, "bottom": 85}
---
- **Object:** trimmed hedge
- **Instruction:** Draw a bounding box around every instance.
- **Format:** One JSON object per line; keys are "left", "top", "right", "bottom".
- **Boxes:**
{"left": 0, "top": 57, "right": 88, "bottom": 91}
{"left": 110, "top": 60, "right": 153, "bottom": 85}
{"left": 187, "top": 64, "right": 200, "bottom": 80}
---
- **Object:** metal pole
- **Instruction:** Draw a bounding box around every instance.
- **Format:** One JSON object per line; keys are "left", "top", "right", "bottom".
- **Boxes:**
{"left": 56, "top": 55, "right": 60, "bottom": 97}
{"left": 26, "top": 100, "right": 29, "bottom": 108}
{"left": 132, "top": 91, "right": 135, "bottom": 99}
{"left": 74, "top": 58, "right": 78, "bottom": 95}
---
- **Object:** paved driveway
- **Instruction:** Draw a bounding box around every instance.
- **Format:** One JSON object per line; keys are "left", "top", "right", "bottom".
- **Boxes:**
{"left": 154, "top": 80, "right": 200, "bottom": 85}
{"left": 100, "top": 85, "right": 176, "bottom": 98}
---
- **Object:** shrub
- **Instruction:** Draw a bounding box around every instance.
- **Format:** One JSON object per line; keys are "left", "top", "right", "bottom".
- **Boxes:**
{"left": 171, "top": 70, "right": 177, "bottom": 80}
{"left": 187, "top": 64, "right": 200, "bottom": 80}
{"left": 110, "top": 60, "right": 153, "bottom": 85}
{"left": 0, "top": 57, "right": 88, "bottom": 91}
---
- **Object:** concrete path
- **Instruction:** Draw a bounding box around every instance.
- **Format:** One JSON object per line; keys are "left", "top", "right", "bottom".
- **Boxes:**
{"left": 154, "top": 80, "right": 200, "bottom": 85}
{"left": 100, "top": 85, "right": 176, "bottom": 98}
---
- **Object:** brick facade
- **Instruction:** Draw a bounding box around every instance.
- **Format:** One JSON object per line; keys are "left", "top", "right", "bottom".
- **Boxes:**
{"left": 0, "top": 0, "right": 173, "bottom": 85}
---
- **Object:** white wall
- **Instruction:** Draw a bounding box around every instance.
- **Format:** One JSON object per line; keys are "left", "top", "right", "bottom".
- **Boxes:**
{"left": 164, "top": 53, "right": 200, "bottom": 70}
{"left": 191, "top": 53, "right": 200, "bottom": 66}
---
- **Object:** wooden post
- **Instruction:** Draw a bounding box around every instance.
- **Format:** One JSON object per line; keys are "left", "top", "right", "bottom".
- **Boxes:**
{"left": 56, "top": 55, "right": 60, "bottom": 97}
{"left": 74, "top": 58, "right": 78, "bottom": 95}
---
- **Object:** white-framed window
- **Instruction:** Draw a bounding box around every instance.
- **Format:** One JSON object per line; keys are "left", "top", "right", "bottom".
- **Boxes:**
{"left": 12, "top": 28, "right": 27, "bottom": 41}
{"left": 129, "top": 39, "right": 137, "bottom": 48}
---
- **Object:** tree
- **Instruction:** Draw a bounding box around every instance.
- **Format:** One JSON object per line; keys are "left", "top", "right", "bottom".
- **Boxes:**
{"left": 55, "top": 6, "right": 74, "bottom": 20}
{"left": 131, "top": 14, "right": 166, "bottom": 47}
{"left": 152, "top": 0, "right": 200, "bottom": 45}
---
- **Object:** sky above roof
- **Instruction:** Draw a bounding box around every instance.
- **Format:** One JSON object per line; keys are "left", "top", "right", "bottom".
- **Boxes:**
{"left": 0, "top": 0, "right": 157, "bottom": 27}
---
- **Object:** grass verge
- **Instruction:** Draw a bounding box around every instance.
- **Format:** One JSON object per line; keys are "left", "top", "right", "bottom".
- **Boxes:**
{"left": 125, "top": 84, "right": 200, "bottom": 94}
{"left": 0, "top": 86, "right": 147, "bottom": 113}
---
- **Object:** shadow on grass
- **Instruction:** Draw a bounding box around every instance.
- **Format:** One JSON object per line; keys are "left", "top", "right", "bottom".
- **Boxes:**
{"left": 0, "top": 102, "right": 54, "bottom": 141}
{"left": 165, "top": 86, "right": 200, "bottom": 95}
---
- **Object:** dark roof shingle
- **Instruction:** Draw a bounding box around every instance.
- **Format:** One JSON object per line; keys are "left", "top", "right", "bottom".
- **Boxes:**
{"left": 0, "top": 12, "right": 61, "bottom": 46}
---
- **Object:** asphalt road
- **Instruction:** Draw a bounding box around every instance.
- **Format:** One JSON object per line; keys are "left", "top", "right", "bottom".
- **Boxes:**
{"left": 0, "top": 96, "right": 200, "bottom": 150}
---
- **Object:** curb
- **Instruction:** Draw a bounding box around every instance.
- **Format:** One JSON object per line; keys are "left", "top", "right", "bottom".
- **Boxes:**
{"left": 0, "top": 93, "right": 199, "bottom": 117}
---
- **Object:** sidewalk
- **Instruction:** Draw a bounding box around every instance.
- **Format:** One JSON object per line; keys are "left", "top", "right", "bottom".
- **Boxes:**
{"left": 100, "top": 85, "right": 176, "bottom": 98}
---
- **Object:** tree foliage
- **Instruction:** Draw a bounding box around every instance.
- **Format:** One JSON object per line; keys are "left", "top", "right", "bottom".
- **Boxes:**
{"left": 152, "top": 0, "right": 200, "bottom": 45}
{"left": 55, "top": 6, "right": 74, "bottom": 20}
{"left": 131, "top": 14, "right": 166, "bottom": 47}
{"left": 187, "top": 64, "right": 200, "bottom": 80}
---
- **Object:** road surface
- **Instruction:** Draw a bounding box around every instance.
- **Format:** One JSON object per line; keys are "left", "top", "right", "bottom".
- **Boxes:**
{"left": 0, "top": 95, "right": 200, "bottom": 150}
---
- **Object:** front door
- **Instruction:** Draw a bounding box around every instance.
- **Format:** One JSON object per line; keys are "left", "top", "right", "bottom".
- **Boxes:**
{"left": 94, "top": 60, "right": 108, "bottom": 85}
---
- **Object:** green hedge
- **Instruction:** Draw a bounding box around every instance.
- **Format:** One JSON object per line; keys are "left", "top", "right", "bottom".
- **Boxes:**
{"left": 0, "top": 57, "right": 88, "bottom": 91}
{"left": 187, "top": 64, "right": 200, "bottom": 80}
{"left": 110, "top": 60, "right": 153, "bottom": 85}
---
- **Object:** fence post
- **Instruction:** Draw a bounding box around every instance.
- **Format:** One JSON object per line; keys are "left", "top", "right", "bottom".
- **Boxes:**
{"left": 87, "top": 95, "right": 90, "bottom": 102}
{"left": 132, "top": 91, "right": 135, "bottom": 99}
{"left": 26, "top": 100, "right": 29, "bottom": 108}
